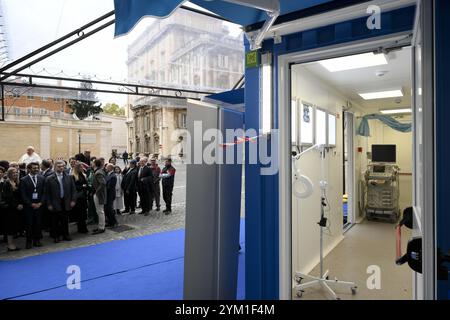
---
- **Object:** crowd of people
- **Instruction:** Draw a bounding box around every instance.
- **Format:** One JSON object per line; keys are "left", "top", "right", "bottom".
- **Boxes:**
{"left": 0, "top": 146, "right": 176, "bottom": 252}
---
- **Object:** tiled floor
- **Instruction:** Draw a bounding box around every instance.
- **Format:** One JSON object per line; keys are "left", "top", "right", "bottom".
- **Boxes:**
{"left": 294, "top": 220, "right": 413, "bottom": 300}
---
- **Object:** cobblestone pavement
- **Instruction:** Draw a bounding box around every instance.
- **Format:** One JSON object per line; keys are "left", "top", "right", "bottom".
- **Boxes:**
{"left": 0, "top": 161, "right": 187, "bottom": 261}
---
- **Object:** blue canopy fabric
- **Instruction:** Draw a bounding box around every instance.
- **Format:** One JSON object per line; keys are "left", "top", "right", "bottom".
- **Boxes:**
{"left": 206, "top": 88, "right": 245, "bottom": 106}
{"left": 114, "top": 0, "right": 334, "bottom": 36}
{"left": 357, "top": 114, "right": 412, "bottom": 137}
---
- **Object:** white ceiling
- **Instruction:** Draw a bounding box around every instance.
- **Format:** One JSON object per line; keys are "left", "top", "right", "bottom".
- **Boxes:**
{"left": 295, "top": 46, "right": 412, "bottom": 112}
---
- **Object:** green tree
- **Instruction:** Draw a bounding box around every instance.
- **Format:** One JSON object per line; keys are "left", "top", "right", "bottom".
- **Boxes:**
{"left": 69, "top": 80, "right": 103, "bottom": 120}
{"left": 103, "top": 103, "right": 125, "bottom": 116}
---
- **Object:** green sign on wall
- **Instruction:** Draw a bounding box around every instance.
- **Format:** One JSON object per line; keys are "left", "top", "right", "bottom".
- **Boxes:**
{"left": 245, "top": 50, "right": 259, "bottom": 68}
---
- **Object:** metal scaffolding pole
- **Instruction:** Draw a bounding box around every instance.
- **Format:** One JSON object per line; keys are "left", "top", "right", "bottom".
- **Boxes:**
{"left": 0, "top": 18, "right": 115, "bottom": 82}
{"left": 0, "top": 10, "right": 115, "bottom": 75}
{"left": 1, "top": 84, "right": 4, "bottom": 121}
{"left": 1, "top": 72, "right": 216, "bottom": 96}
{"left": 0, "top": 6, "right": 237, "bottom": 120}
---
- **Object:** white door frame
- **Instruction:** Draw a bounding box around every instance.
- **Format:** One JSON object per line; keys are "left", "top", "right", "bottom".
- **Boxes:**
{"left": 411, "top": 0, "right": 436, "bottom": 300}
{"left": 277, "top": 32, "right": 417, "bottom": 300}
{"left": 343, "top": 110, "right": 356, "bottom": 228}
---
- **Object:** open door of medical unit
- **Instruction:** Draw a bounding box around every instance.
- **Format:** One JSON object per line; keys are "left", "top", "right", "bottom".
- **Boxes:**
{"left": 412, "top": 0, "right": 450, "bottom": 300}
{"left": 410, "top": 0, "right": 440, "bottom": 300}
{"left": 183, "top": 99, "right": 244, "bottom": 299}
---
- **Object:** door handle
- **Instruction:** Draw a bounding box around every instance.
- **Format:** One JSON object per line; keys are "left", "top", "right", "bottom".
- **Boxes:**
{"left": 396, "top": 207, "right": 422, "bottom": 273}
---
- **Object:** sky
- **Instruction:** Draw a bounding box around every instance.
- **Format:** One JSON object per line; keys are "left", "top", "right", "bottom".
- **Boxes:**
{"left": 1, "top": 0, "right": 242, "bottom": 106}
{"left": 2, "top": 0, "right": 155, "bottom": 105}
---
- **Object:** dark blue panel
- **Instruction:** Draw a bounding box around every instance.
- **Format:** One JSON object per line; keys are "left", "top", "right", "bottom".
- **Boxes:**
{"left": 434, "top": 0, "right": 450, "bottom": 300}
{"left": 317, "top": 25, "right": 336, "bottom": 45}
{"left": 244, "top": 44, "right": 263, "bottom": 299}
{"left": 193, "top": 0, "right": 335, "bottom": 27}
{"left": 206, "top": 88, "right": 245, "bottom": 106}
{"left": 276, "top": 6, "right": 415, "bottom": 56}
{"left": 334, "top": 21, "right": 353, "bottom": 42}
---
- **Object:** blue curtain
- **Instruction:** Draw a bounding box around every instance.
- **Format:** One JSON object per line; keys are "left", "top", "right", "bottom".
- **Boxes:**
{"left": 357, "top": 114, "right": 411, "bottom": 137}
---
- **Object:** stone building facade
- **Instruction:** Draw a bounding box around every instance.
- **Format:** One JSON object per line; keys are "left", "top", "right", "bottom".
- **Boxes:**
{"left": 126, "top": 9, "right": 244, "bottom": 158}
{"left": 0, "top": 113, "right": 112, "bottom": 162}
{"left": 0, "top": 86, "right": 114, "bottom": 162}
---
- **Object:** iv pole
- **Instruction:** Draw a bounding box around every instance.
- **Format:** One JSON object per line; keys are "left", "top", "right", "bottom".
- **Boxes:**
{"left": 293, "top": 144, "right": 357, "bottom": 300}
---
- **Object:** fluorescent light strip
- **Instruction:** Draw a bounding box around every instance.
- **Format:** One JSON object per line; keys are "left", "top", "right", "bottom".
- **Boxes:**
{"left": 380, "top": 108, "right": 412, "bottom": 115}
{"left": 261, "top": 64, "right": 272, "bottom": 134}
{"left": 319, "top": 52, "right": 388, "bottom": 72}
{"left": 359, "top": 89, "right": 403, "bottom": 100}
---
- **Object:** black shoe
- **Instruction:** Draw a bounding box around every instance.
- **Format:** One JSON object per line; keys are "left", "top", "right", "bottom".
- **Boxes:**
{"left": 62, "top": 236, "right": 72, "bottom": 241}
{"left": 164, "top": 210, "right": 172, "bottom": 215}
{"left": 121, "top": 210, "right": 130, "bottom": 214}
{"left": 129, "top": 211, "right": 136, "bottom": 215}
{"left": 33, "top": 241, "right": 43, "bottom": 247}
{"left": 156, "top": 207, "right": 160, "bottom": 211}
{"left": 144, "top": 212, "right": 150, "bottom": 216}
{"left": 92, "top": 228, "right": 105, "bottom": 235}
{"left": 7, "top": 247, "right": 21, "bottom": 252}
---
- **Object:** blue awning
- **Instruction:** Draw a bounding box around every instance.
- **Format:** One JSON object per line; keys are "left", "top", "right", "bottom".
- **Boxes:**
{"left": 205, "top": 88, "right": 245, "bottom": 106}
{"left": 114, "top": 0, "right": 334, "bottom": 36}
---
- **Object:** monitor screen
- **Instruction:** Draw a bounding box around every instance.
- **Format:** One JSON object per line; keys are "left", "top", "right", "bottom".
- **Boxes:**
{"left": 372, "top": 144, "right": 396, "bottom": 163}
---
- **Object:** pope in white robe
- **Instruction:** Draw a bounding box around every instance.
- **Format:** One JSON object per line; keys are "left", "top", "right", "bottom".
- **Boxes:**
{"left": 18, "top": 146, "right": 42, "bottom": 165}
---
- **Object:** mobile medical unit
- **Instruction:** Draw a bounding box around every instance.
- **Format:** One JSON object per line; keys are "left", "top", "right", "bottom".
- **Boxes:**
{"left": 114, "top": 0, "right": 450, "bottom": 300}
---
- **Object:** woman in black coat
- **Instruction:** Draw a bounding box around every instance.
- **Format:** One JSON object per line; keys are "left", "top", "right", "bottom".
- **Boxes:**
{"left": 1, "top": 167, "right": 22, "bottom": 251}
{"left": 71, "top": 163, "right": 89, "bottom": 234}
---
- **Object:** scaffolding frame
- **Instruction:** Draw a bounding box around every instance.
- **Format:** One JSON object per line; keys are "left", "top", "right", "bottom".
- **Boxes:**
{"left": 0, "top": 6, "right": 241, "bottom": 121}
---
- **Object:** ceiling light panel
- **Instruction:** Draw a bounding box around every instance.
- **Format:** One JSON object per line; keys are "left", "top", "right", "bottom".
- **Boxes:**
{"left": 319, "top": 52, "right": 388, "bottom": 72}
{"left": 380, "top": 108, "right": 412, "bottom": 114}
{"left": 359, "top": 89, "right": 403, "bottom": 100}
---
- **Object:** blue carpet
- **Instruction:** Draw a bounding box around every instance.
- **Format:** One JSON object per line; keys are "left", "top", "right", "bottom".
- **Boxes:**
{"left": 0, "top": 220, "right": 245, "bottom": 300}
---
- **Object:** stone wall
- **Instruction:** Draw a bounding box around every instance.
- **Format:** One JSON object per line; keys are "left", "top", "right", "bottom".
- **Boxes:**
{"left": 0, "top": 115, "right": 112, "bottom": 162}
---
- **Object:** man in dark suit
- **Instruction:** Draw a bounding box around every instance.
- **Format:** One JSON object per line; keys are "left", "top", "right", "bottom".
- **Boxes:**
{"left": 40, "top": 159, "right": 54, "bottom": 178}
{"left": 40, "top": 159, "right": 54, "bottom": 233}
{"left": 121, "top": 159, "right": 138, "bottom": 214}
{"left": 160, "top": 158, "right": 176, "bottom": 214}
{"left": 92, "top": 159, "right": 106, "bottom": 234}
{"left": 44, "top": 160, "right": 77, "bottom": 243}
{"left": 122, "top": 150, "right": 129, "bottom": 166}
{"left": 18, "top": 162, "right": 27, "bottom": 179}
{"left": 149, "top": 158, "right": 161, "bottom": 211}
{"left": 65, "top": 158, "right": 77, "bottom": 176}
{"left": 20, "top": 162, "right": 45, "bottom": 249}
{"left": 137, "top": 157, "right": 153, "bottom": 216}
{"left": 104, "top": 163, "right": 118, "bottom": 228}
